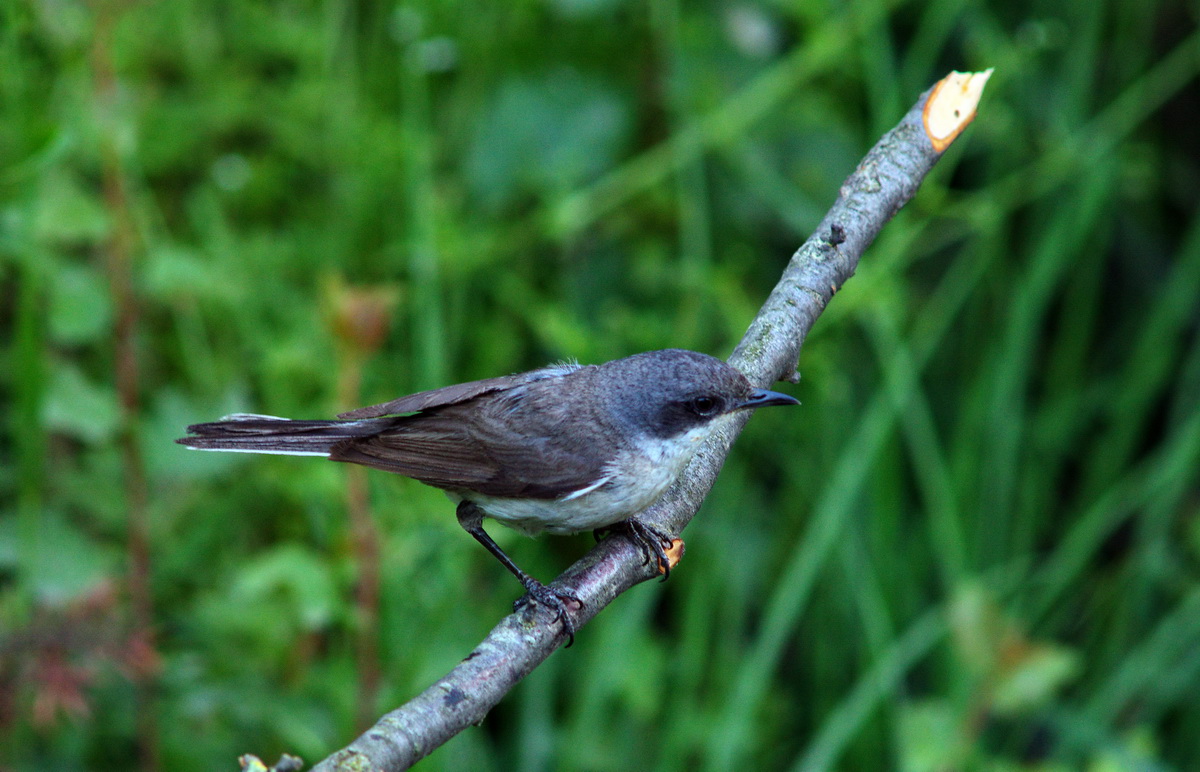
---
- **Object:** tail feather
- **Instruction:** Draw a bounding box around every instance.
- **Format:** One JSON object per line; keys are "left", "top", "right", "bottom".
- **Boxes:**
{"left": 177, "top": 413, "right": 390, "bottom": 456}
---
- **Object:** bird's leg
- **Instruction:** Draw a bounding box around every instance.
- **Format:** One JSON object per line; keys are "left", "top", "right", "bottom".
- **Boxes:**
{"left": 593, "top": 517, "right": 675, "bottom": 581}
{"left": 456, "top": 500, "right": 582, "bottom": 646}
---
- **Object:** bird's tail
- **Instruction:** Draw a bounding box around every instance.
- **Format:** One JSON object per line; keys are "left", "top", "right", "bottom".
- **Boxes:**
{"left": 177, "top": 413, "right": 390, "bottom": 457}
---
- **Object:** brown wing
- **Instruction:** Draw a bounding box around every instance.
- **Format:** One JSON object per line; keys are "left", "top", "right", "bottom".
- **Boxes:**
{"left": 329, "top": 367, "right": 615, "bottom": 499}
{"left": 337, "top": 374, "right": 528, "bottom": 419}
{"left": 336, "top": 363, "right": 582, "bottom": 419}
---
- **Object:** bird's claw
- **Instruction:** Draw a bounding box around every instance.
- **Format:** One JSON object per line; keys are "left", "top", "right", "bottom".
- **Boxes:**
{"left": 595, "top": 518, "right": 675, "bottom": 581}
{"left": 514, "top": 582, "right": 583, "bottom": 647}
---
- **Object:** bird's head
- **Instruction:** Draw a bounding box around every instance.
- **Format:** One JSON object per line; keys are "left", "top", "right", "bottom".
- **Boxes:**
{"left": 598, "top": 349, "right": 798, "bottom": 441}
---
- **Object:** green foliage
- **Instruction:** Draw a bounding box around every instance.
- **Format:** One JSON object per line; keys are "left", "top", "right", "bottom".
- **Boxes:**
{"left": 2, "top": 0, "right": 1198, "bottom": 770}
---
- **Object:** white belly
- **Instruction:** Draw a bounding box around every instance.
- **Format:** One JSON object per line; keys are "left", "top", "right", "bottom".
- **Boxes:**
{"left": 460, "top": 421, "right": 722, "bottom": 536}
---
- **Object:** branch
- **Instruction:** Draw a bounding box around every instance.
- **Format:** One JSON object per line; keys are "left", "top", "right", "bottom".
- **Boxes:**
{"left": 304, "top": 69, "right": 993, "bottom": 772}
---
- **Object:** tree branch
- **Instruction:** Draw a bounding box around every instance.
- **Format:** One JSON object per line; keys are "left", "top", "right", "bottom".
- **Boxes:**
{"left": 303, "top": 70, "right": 993, "bottom": 772}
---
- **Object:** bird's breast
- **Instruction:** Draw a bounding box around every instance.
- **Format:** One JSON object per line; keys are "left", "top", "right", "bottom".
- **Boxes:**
{"left": 466, "top": 421, "right": 719, "bottom": 536}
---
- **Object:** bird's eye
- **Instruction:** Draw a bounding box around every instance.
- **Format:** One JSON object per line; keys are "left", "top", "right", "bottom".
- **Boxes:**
{"left": 689, "top": 396, "right": 720, "bottom": 416}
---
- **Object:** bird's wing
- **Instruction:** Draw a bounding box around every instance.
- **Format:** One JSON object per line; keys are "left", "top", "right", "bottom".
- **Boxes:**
{"left": 336, "top": 363, "right": 581, "bottom": 420}
{"left": 336, "top": 374, "right": 526, "bottom": 419}
{"left": 329, "top": 368, "right": 613, "bottom": 499}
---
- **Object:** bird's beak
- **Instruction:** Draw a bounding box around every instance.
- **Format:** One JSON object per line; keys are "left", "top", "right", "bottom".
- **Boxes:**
{"left": 738, "top": 389, "right": 800, "bottom": 409}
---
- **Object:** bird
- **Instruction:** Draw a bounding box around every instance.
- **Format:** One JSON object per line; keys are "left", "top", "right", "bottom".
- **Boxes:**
{"left": 178, "top": 349, "right": 798, "bottom": 643}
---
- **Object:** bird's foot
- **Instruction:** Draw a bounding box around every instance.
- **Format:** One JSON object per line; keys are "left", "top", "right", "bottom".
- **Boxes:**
{"left": 594, "top": 518, "right": 675, "bottom": 581}
{"left": 514, "top": 580, "right": 583, "bottom": 647}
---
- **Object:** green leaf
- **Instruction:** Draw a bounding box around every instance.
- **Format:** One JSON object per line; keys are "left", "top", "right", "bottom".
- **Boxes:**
{"left": 948, "top": 581, "right": 1005, "bottom": 676}
{"left": 48, "top": 262, "right": 113, "bottom": 345}
{"left": 465, "top": 69, "right": 631, "bottom": 210}
{"left": 32, "top": 172, "right": 110, "bottom": 246}
{"left": 231, "top": 544, "right": 339, "bottom": 630}
{"left": 142, "top": 243, "right": 229, "bottom": 303}
{"left": 992, "top": 643, "right": 1080, "bottom": 715}
{"left": 897, "top": 700, "right": 970, "bottom": 772}
{"left": 42, "top": 360, "right": 121, "bottom": 444}
{"left": 2, "top": 510, "right": 116, "bottom": 603}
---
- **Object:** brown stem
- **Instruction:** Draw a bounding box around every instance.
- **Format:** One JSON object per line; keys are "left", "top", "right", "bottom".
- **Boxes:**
{"left": 347, "top": 465, "right": 382, "bottom": 730}
{"left": 90, "top": 3, "right": 158, "bottom": 769}
{"left": 338, "top": 354, "right": 383, "bottom": 731}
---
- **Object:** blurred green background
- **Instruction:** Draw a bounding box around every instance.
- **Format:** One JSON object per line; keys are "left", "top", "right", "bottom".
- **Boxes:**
{"left": 2, "top": 0, "right": 1199, "bottom": 769}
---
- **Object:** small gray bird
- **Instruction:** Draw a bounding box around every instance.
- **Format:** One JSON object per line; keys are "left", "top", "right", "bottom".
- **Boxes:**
{"left": 178, "top": 349, "right": 798, "bottom": 642}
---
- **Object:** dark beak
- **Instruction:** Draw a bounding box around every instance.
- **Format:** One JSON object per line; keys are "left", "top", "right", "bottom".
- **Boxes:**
{"left": 738, "top": 388, "right": 800, "bottom": 409}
